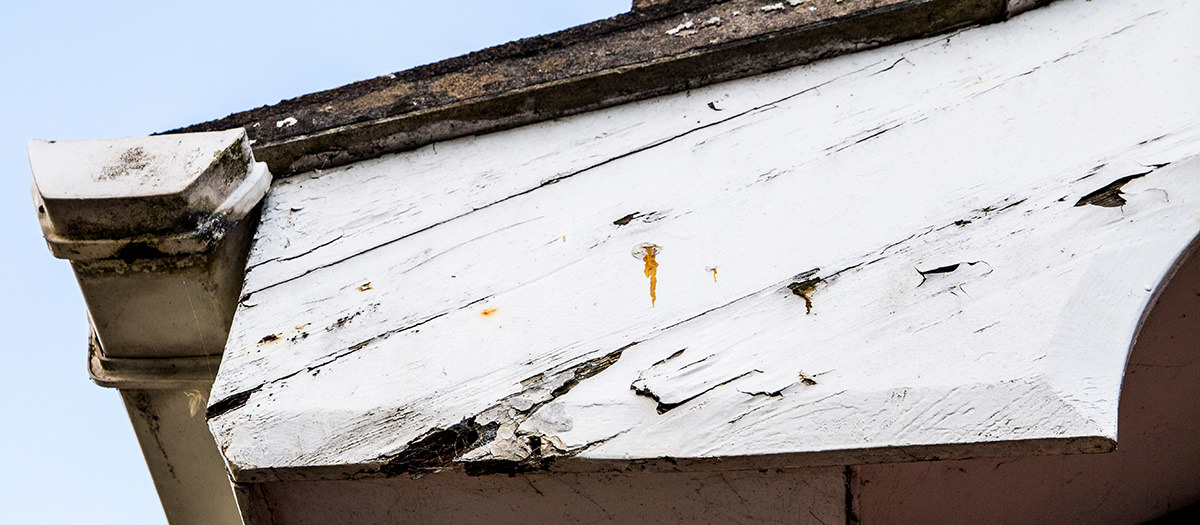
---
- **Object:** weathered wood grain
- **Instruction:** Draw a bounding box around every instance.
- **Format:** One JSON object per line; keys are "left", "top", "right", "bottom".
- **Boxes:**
{"left": 210, "top": 0, "right": 1200, "bottom": 481}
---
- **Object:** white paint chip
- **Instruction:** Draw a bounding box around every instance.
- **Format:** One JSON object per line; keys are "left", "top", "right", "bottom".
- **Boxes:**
{"left": 666, "top": 20, "right": 695, "bottom": 36}
{"left": 761, "top": 3, "right": 786, "bottom": 11}
{"left": 276, "top": 117, "right": 298, "bottom": 129}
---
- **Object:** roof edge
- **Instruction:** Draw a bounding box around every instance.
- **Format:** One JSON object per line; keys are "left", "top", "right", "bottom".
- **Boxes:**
{"left": 228, "top": 435, "right": 1113, "bottom": 484}
{"left": 167, "top": 0, "right": 1046, "bottom": 176}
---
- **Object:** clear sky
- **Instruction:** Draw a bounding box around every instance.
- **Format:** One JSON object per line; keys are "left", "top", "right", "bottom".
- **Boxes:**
{"left": 0, "top": 1, "right": 627, "bottom": 522}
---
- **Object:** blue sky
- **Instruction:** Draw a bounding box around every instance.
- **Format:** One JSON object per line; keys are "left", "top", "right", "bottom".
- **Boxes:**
{"left": 0, "top": 2, "right": 627, "bottom": 522}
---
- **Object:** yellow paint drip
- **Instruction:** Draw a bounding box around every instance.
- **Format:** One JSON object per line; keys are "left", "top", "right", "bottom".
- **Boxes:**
{"left": 632, "top": 243, "right": 663, "bottom": 306}
{"left": 643, "top": 246, "right": 659, "bottom": 306}
{"left": 481, "top": 307, "right": 498, "bottom": 317}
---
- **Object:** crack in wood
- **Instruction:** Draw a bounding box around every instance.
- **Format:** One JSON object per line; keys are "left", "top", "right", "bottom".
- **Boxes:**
{"left": 651, "top": 348, "right": 687, "bottom": 367}
{"left": 871, "top": 56, "right": 912, "bottom": 76}
{"left": 245, "top": 232, "right": 345, "bottom": 272}
{"left": 376, "top": 342, "right": 637, "bottom": 476}
{"left": 740, "top": 387, "right": 788, "bottom": 398}
{"left": 209, "top": 299, "right": 490, "bottom": 419}
{"left": 915, "top": 260, "right": 991, "bottom": 287}
{"left": 239, "top": 61, "right": 883, "bottom": 301}
{"left": 978, "top": 197, "right": 1027, "bottom": 214}
{"left": 206, "top": 387, "right": 260, "bottom": 419}
{"left": 829, "top": 121, "right": 904, "bottom": 153}
{"left": 613, "top": 211, "right": 644, "bottom": 226}
{"left": 635, "top": 370, "right": 757, "bottom": 414}
{"left": 880, "top": 229, "right": 928, "bottom": 255}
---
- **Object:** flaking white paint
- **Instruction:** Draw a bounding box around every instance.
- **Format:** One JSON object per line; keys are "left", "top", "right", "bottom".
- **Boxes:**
{"left": 210, "top": 0, "right": 1200, "bottom": 479}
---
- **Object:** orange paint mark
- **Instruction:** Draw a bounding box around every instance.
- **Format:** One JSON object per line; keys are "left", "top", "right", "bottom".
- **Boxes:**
{"left": 642, "top": 245, "right": 660, "bottom": 306}
{"left": 707, "top": 266, "right": 718, "bottom": 283}
{"left": 562, "top": 235, "right": 567, "bottom": 242}
{"left": 632, "top": 244, "right": 663, "bottom": 306}
{"left": 481, "top": 307, "right": 498, "bottom": 317}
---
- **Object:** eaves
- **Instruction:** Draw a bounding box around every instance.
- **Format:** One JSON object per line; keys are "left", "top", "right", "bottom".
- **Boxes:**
{"left": 166, "top": 0, "right": 1046, "bottom": 176}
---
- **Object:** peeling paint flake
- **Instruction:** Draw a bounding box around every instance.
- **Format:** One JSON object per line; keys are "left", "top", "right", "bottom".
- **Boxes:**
{"left": 613, "top": 211, "right": 643, "bottom": 226}
{"left": 787, "top": 279, "right": 819, "bottom": 314}
{"left": 1075, "top": 171, "right": 1152, "bottom": 208}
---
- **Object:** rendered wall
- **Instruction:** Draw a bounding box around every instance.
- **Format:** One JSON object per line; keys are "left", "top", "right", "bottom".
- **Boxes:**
{"left": 852, "top": 243, "right": 1200, "bottom": 523}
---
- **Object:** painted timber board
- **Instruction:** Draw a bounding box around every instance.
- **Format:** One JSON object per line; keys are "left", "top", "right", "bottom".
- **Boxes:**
{"left": 210, "top": 0, "right": 1200, "bottom": 481}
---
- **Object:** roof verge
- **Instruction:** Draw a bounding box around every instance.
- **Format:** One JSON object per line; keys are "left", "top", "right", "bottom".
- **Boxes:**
{"left": 167, "top": 0, "right": 1042, "bottom": 176}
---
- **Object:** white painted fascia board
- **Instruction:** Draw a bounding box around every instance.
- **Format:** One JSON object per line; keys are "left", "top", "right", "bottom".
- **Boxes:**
{"left": 209, "top": 0, "right": 1200, "bottom": 481}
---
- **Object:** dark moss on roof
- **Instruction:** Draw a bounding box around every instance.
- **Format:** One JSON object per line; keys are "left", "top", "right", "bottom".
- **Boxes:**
{"left": 166, "top": 0, "right": 1043, "bottom": 176}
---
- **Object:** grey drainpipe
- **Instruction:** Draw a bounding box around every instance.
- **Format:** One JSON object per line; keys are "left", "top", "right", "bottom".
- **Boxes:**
{"left": 29, "top": 130, "right": 269, "bottom": 524}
